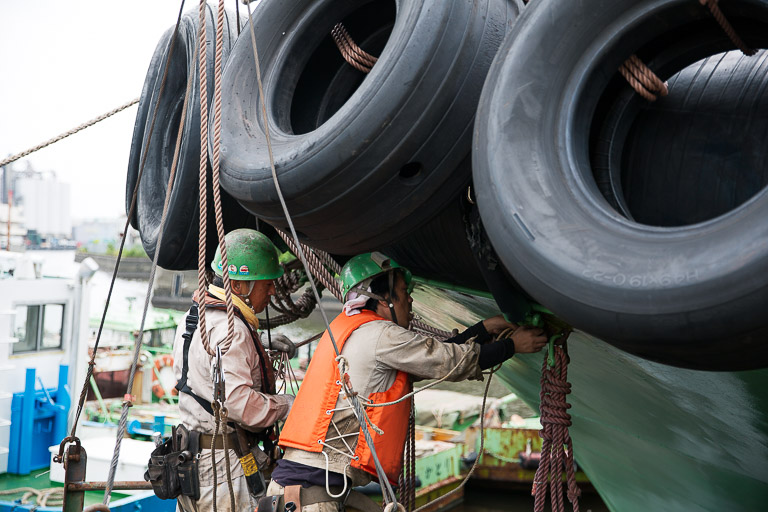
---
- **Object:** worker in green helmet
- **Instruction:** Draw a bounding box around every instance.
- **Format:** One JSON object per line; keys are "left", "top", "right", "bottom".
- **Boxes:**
{"left": 167, "top": 229, "right": 296, "bottom": 512}
{"left": 266, "top": 252, "right": 547, "bottom": 511}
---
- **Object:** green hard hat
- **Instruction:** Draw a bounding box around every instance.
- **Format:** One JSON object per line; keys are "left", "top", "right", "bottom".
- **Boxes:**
{"left": 339, "top": 252, "right": 412, "bottom": 301}
{"left": 210, "top": 229, "right": 284, "bottom": 281}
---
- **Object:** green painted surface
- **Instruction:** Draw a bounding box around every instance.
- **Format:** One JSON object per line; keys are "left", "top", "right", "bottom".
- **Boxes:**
{"left": 498, "top": 333, "right": 768, "bottom": 512}
{"left": 410, "top": 284, "right": 768, "bottom": 512}
{"left": 89, "top": 306, "right": 182, "bottom": 333}
{"left": 415, "top": 443, "right": 463, "bottom": 489}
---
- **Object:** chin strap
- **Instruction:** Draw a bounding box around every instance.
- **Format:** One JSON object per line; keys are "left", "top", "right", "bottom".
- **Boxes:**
{"left": 349, "top": 271, "right": 399, "bottom": 325}
{"left": 387, "top": 270, "right": 398, "bottom": 326}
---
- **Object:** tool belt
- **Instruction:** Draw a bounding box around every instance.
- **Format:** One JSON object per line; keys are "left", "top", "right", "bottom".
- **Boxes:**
{"left": 199, "top": 432, "right": 238, "bottom": 450}
{"left": 144, "top": 425, "right": 201, "bottom": 500}
{"left": 257, "top": 485, "right": 381, "bottom": 512}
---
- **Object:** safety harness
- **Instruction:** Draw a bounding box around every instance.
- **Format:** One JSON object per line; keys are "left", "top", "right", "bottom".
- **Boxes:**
{"left": 175, "top": 299, "right": 275, "bottom": 413}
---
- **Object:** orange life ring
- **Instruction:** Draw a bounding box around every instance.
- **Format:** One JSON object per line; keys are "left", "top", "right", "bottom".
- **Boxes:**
{"left": 151, "top": 354, "right": 178, "bottom": 399}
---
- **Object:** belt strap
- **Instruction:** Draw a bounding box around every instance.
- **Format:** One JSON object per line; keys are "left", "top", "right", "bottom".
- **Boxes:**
{"left": 270, "top": 486, "right": 380, "bottom": 512}
{"left": 284, "top": 485, "right": 301, "bottom": 511}
{"left": 199, "top": 432, "right": 238, "bottom": 451}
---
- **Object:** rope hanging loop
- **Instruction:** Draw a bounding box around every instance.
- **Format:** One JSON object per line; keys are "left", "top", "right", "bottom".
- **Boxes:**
{"left": 619, "top": 54, "right": 669, "bottom": 101}
{"left": 532, "top": 336, "right": 581, "bottom": 512}
{"left": 699, "top": 0, "right": 756, "bottom": 56}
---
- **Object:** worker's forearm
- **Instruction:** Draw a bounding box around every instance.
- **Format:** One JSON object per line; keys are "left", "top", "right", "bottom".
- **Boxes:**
{"left": 443, "top": 321, "right": 492, "bottom": 345}
{"left": 477, "top": 339, "right": 515, "bottom": 369}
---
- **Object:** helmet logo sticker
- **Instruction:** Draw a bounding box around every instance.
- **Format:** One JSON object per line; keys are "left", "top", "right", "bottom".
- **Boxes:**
{"left": 228, "top": 264, "right": 237, "bottom": 274}
{"left": 239, "top": 265, "right": 249, "bottom": 275}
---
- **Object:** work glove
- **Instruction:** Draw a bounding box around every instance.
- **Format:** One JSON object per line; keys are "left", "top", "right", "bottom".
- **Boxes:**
{"left": 260, "top": 332, "right": 297, "bottom": 359}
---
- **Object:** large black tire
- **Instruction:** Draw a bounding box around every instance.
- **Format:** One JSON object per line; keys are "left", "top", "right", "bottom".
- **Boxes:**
{"left": 594, "top": 50, "right": 768, "bottom": 226}
{"left": 126, "top": 6, "right": 253, "bottom": 270}
{"left": 473, "top": 0, "right": 768, "bottom": 370}
{"left": 216, "top": 0, "right": 524, "bottom": 254}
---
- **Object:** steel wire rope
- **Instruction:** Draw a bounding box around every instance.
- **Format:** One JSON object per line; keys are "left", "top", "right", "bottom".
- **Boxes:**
{"left": 65, "top": 0, "right": 187, "bottom": 449}
{"left": 103, "top": 15, "right": 196, "bottom": 503}
{"left": 244, "top": 2, "right": 400, "bottom": 506}
{"left": 0, "top": 98, "right": 139, "bottom": 169}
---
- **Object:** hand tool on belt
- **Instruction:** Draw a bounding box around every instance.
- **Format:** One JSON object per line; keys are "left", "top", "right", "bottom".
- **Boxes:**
{"left": 234, "top": 424, "right": 268, "bottom": 498}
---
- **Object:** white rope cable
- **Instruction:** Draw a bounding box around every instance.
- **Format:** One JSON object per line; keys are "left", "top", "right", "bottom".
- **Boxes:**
{"left": 243, "top": 3, "right": 400, "bottom": 506}
{"left": 365, "top": 342, "right": 476, "bottom": 408}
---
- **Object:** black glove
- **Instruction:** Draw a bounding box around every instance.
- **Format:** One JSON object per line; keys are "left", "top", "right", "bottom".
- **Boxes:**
{"left": 259, "top": 333, "right": 297, "bottom": 359}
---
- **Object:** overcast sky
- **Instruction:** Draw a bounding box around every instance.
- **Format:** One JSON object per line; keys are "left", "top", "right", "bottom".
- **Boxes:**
{"left": 0, "top": 1, "right": 200, "bottom": 221}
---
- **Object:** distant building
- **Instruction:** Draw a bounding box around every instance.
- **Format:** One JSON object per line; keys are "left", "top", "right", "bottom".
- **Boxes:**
{"left": 72, "top": 217, "right": 140, "bottom": 254}
{"left": 1, "top": 163, "right": 71, "bottom": 239}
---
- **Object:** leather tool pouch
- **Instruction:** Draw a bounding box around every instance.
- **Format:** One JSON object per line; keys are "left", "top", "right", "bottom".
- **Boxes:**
{"left": 144, "top": 426, "right": 183, "bottom": 500}
{"left": 177, "top": 430, "right": 201, "bottom": 500}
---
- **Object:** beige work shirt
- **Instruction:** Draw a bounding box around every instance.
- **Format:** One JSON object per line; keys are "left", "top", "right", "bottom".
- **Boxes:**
{"left": 172, "top": 308, "right": 293, "bottom": 435}
{"left": 284, "top": 319, "right": 481, "bottom": 485}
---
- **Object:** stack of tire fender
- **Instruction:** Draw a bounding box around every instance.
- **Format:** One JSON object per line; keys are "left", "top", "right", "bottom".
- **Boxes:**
{"left": 473, "top": 0, "right": 768, "bottom": 370}
{"left": 216, "top": 0, "right": 524, "bottom": 254}
{"left": 127, "top": 0, "right": 768, "bottom": 370}
{"left": 126, "top": 6, "right": 254, "bottom": 269}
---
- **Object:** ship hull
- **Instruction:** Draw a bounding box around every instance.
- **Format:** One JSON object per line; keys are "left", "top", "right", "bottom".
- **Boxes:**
{"left": 411, "top": 285, "right": 768, "bottom": 512}
{"left": 497, "top": 332, "right": 768, "bottom": 512}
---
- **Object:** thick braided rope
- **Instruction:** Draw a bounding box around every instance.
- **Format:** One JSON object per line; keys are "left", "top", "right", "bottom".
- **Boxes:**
{"left": 103, "top": 43, "right": 195, "bottom": 504}
{"left": 407, "top": 405, "right": 416, "bottom": 512}
{"left": 277, "top": 230, "right": 343, "bottom": 299}
{"left": 533, "top": 345, "right": 580, "bottom": 512}
{"left": 700, "top": 0, "right": 756, "bottom": 56}
{"left": 68, "top": 0, "right": 187, "bottom": 440}
{"left": 197, "top": 0, "right": 212, "bottom": 356}
{"left": 337, "top": 24, "right": 377, "bottom": 67}
{"left": 277, "top": 229, "right": 452, "bottom": 339}
{"left": 619, "top": 54, "right": 669, "bottom": 101}
{"left": 0, "top": 98, "right": 138, "bottom": 168}
{"left": 410, "top": 319, "right": 451, "bottom": 340}
{"left": 331, "top": 23, "right": 378, "bottom": 73}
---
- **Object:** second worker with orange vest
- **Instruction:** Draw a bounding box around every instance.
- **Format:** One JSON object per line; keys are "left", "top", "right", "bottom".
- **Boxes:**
{"left": 266, "top": 252, "right": 548, "bottom": 511}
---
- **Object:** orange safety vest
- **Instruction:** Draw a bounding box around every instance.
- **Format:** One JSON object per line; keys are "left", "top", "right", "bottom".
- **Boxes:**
{"left": 279, "top": 310, "right": 412, "bottom": 484}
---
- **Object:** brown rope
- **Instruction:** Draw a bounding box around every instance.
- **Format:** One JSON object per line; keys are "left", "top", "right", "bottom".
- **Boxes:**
{"left": 619, "top": 54, "right": 669, "bottom": 101}
{"left": 197, "top": 0, "right": 212, "bottom": 357}
{"left": 398, "top": 403, "right": 416, "bottom": 512}
{"left": 277, "top": 230, "right": 344, "bottom": 298}
{"left": 331, "top": 23, "right": 378, "bottom": 73}
{"left": 0, "top": 98, "right": 138, "bottom": 168}
{"left": 699, "top": 0, "right": 756, "bottom": 56}
{"left": 532, "top": 341, "right": 580, "bottom": 512}
{"left": 210, "top": 0, "right": 238, "bottom": 356}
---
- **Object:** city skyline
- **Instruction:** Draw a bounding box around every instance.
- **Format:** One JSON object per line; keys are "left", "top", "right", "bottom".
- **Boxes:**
{"left": 0, "top": 1, "right": 197, "bottom": 221}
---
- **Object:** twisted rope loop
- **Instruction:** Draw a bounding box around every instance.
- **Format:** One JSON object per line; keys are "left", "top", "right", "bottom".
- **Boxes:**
{"left": 619, "top": 55, "right": 669, "bottom": 102}
{"left": 331, "top": 23, "right": 378, "bottom": 73}
{"left": 398, "top": 404, "right": 417, "bottom": 512}
{"left": 533, "top": 342, "right": 581, "bottom": 512}
{"left": 699, "top": 0, "right": 756, "bottom": 56}
{"left": 258, "top": 265, "right": 320, "bottom": 328}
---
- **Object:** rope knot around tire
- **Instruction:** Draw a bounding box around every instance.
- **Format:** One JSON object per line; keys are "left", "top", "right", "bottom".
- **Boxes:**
{"left": 619, "top": 54, "right": 669, "bottom": 101}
